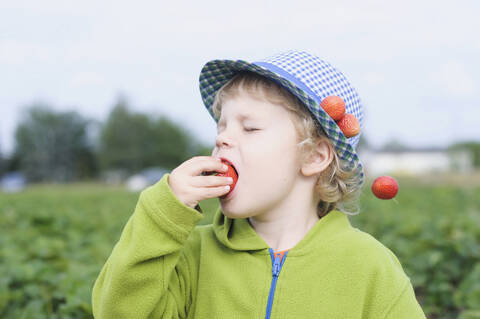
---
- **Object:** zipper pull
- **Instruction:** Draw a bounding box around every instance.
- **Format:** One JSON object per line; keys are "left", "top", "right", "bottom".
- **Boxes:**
{"left": 272, "top": 255, "right": 281, "bottom": 277}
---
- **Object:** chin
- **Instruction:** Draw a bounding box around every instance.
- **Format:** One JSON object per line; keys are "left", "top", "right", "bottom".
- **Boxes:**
{"left": 220, "top": 205, "right": 253, "bottom": 219}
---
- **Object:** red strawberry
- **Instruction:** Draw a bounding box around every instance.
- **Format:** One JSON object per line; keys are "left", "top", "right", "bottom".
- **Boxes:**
{"left": 217, "top": 159, "right": 238, "bottom": 197}
{"left": 336, "top": 113, "right": 360, "bottom": 138}
{"left": 371, "top": 176, "right": 399, "bottom": 200}
{"left": 320, "top": 95, "right": 346, "bottom": 121}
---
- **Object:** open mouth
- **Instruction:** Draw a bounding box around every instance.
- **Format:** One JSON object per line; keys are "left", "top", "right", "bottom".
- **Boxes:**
{"left": 218, "top": 157, "right": 239, "bottom": 200}
{"left": 220, "top": 158, "right": 238, "bottom": 177}
{"left": 219, "top": 158, "right": 239, "bottom": 178}
{"left": 200, "top": 157, "right": 239, "bottom": 182}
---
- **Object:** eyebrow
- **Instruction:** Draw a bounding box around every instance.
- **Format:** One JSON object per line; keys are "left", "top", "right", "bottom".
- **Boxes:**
{"left": 218, "top": 114, "right": 254, "bottom": 125}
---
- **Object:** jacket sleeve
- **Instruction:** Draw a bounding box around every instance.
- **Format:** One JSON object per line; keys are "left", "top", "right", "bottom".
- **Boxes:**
{"left": 380, "top": 248, "right": 427, "bottom": 319}
{"left": 384, "top": 281, "right": 426, "bottom": 319}
{"left": 92, "top": 173, "right": 204, "bottom": 319}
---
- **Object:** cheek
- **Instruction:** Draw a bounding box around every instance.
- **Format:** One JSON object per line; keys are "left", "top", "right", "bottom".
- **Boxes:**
{"left": 262, "top": 130, "right": 299, "bottom": 160}
{"left": 244, "top": 135, "right": 299, "bottom": 181}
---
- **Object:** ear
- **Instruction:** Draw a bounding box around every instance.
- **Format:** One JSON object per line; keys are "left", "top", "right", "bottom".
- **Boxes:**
{"left": 300, "top": 138, "right": 334, "bottom": 177}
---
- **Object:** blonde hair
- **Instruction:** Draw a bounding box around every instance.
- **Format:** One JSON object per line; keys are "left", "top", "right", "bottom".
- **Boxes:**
{"left": 212, "top": 71, "right": 363, "bottom": 217}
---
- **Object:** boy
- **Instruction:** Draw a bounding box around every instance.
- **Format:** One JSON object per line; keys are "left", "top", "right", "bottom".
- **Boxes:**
{"left": 92, "top": 50, "right": 426, "bottom": 318}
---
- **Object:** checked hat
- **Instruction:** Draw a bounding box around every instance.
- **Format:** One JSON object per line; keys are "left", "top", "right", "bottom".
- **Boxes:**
{"left": 199, "top": 50, "right": 365, "bottom": 186}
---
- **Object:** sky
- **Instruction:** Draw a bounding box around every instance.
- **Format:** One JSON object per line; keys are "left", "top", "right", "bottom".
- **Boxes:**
{"left": 1, "top": 0, "right": 479, "bottom": 157}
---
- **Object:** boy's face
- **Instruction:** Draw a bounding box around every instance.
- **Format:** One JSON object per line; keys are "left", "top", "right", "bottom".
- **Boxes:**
{"left": 212, "top": 91, "right": 304, "bottom": 219}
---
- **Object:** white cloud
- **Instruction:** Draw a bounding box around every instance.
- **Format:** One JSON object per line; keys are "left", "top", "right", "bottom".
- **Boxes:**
{"left": 362, "top": 72, "right": 386, "bottom": 86}
{"left": 431, "top": 61, "right": 476, "bottom": 97}
{"left": 69, "top": 71, "right": 107, "bottom": 87}
{"left": 0, "top": 41, "right": 52, "bottom": 64}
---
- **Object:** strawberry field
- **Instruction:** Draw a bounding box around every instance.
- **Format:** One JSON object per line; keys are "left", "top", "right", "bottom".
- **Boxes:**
{"left": 1, "top": 175, "right": 479, "bottom": 318}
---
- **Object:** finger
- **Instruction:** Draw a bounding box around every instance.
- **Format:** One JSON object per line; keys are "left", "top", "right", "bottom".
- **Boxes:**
{"left": 189, "top": 158, "right": 228, "bottom": 176}
{"left": 199, "top": 185, "right": 231, "bottom": 200}
{"left": 191, "top": 175, "right": 233, "bottom": 187}
{"left": 181, "top": 156, "right": 220, "bottom": 168}
{"left": 191, "top": 155, "right": 222, "bottom": 162}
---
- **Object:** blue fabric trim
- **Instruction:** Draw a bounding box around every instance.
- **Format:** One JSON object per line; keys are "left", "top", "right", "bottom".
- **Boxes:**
{"left": 253, "top": 61, "right": 322, "bottom": 105}
{"left": 265, "top": 248, "right": 288, "bottom": 319}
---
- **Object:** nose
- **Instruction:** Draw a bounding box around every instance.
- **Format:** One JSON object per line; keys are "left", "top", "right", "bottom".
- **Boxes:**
{"left": 215, "top": 128, "right": 233, "bottom": 148}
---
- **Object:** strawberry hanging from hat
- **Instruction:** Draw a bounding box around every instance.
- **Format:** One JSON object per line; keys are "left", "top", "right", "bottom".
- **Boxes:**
{"left": 371, "top": 176, "right": 399, "bottom": 200}
{"left": 320, "top": 95, "right": 360, "bottom": 138}
{"left": 321, "top": 95, "right": 399, "bottom": 201}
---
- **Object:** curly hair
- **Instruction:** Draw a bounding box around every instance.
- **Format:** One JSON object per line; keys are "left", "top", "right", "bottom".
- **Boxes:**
{"left": 211, "top": 71, "right": 363, "bottom": 217}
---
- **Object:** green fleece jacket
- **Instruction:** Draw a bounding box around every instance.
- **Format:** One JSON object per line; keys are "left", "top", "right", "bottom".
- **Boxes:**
{"left": 92, "top": 173, "right": 426, "bottom": 318}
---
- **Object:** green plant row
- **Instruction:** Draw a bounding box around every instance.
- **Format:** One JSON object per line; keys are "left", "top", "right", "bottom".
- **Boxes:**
{"left": 0, "top": 179, "right": 479, "bottom": 318}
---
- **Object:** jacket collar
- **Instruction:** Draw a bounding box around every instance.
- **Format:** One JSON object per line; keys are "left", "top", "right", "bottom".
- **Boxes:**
{"left": 212, "top": 207, "right": 354, "bottom": 256}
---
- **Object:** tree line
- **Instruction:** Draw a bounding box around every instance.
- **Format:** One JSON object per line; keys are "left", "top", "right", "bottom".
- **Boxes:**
{"left": 0, "top": 97, "right": 213, "bottom": 183}
{"left": 1, "top": 97, "right": 479, "bottom": 184}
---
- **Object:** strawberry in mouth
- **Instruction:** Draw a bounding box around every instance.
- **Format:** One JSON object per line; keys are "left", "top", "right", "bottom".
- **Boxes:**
{"left": 201, "top": 158, "right": 239, "bottom": 198}
{"left": 217, "top": 158, "right": 238, "bottom": 198}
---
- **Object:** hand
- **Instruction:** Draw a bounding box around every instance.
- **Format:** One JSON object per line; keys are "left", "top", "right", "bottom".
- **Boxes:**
{"left": 168, "top": 156, "right": 233, "bottom": 208}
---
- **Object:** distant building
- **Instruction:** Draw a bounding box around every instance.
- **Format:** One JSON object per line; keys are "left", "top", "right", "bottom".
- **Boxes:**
{"left": 101, "top": 169, "right": 129, "bottom": 185}
{"left": 126, "top": 167, "right": 170, "bottom": 192}
{"left": 360, "top": 148, "right": 473, "bottom": 176}
{"left": 0, "top": 171, "right": 26, "bottom": 193}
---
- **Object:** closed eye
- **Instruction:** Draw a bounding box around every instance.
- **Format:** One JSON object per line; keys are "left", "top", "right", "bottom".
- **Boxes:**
{"left": 216, "top": 127, "right": 259, "bottom": 134}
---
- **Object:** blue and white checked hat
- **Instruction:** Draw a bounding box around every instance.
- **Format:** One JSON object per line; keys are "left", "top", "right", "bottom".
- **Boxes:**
{"left": 199, "top": 50, "right": 365, "bottom": 185}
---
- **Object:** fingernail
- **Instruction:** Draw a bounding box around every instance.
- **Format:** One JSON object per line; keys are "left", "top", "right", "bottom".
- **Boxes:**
{"left": 224, "top": 186, "right": 230, "bottom": 190}
{"left": 227, "top": 177, "right": 233, "bottom": 182}
{"left": 223, "top": 165, "right": 228, "bottom": 170}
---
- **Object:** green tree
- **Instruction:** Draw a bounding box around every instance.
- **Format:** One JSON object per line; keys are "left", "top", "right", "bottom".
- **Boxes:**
{"left": 0, "top": 154, "right": 5, "bottom": 177}
{"left": 192, "top": 144, "right": 215, "bottom": 157}
{"left": 449, "top": 141, "right": 480, "bottom": 168}
{"left": 13, "top": 103, "right": 98, "bottom": 182}
{"left": 356, "top": 134, "right": 371, "bottom": 153}
{"left": 98, "top": 97, "right": 207, "bottom": 175}
{"left": 380, "top": 138, "right": 409, "bottom": 152}
{"left": 5, "top": 152, "right": 21, "bottom": 173}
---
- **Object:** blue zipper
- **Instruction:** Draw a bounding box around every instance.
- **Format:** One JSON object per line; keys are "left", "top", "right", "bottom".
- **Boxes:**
{"left": 265, "top": 248, "right": 288, "bottom": 319}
